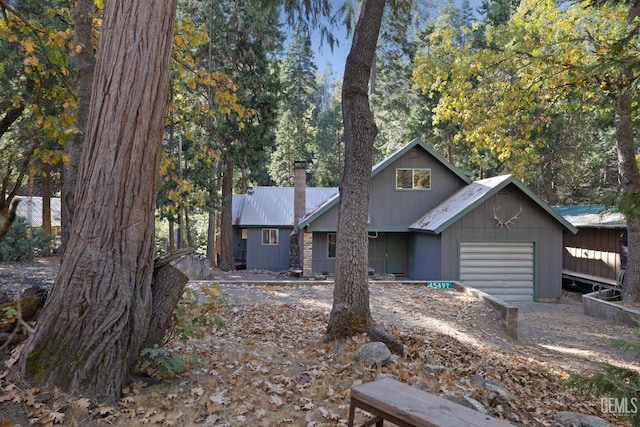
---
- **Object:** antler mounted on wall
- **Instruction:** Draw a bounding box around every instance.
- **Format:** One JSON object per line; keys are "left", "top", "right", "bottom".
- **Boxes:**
{"left": 493, "top": 205, "right": 523, "bottom": 229}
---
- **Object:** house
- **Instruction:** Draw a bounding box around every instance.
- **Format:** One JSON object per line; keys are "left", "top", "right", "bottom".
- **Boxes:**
{"left": 233, "top": 139, "right": 577, "bottom": 302}
{"left": 554, "top": 205, "right": 626, "bottom": 285}
{"left": 15, "top": 196, "right": 62, "bottom": 236}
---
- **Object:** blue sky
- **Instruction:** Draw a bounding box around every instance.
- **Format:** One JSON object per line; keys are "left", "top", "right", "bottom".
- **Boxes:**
{"left": 309, "top": 0, "right": 484, "bottom": 80}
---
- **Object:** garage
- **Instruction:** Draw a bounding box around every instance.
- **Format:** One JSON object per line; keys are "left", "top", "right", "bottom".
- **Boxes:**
{"left": 459, "top": 242, "right": 535, "bottom": 302}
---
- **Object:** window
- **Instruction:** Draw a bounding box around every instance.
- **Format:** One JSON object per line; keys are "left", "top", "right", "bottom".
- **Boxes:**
{"left": 262, "top": 228, "right": 278, "bottom": 245}
{"left": 240, "top": 229, "right": 247, "bottom": 240}
{"left": 327, "top": 233, "right": 337, "bottom": 258}
{"left": 396, "top": 168, "right": 431, "bottom": 190}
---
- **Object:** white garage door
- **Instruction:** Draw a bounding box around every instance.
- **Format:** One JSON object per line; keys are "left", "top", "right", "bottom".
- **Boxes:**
{"left": 459, "top": 242, "right": 534, "bottom": 302}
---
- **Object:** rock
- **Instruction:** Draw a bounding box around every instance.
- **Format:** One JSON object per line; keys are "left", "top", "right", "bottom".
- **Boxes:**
{"left": 485, "top": 380, "right": 515, "bottom": 400}
{"left": 423, "top": 364, "right": 446, "bottom": 376}
{"left": 366, "top": 324, "right": 404, "bottom": 356}
{"left": 444, "top": 395, "right": 488, "bottom": 414}
{"left": 353, "top": 342, "right": 392, "bottom": 367}
{"left": 470, "top": 373, "right": 486, "bottom": 387}
{"left": 389, "top": 355, "right": 400, "bottom": 364}
{"left": 375, "top": 373, "right": 397, "bottom": 381}
{"left": 554, "top": 411, "right": 612, "bottom": 427}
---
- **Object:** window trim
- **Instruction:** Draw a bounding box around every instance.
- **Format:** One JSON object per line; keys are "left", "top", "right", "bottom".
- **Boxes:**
{"left": 261, "top": 228, "right": 279, "bottom": 245}
{"left": 395, "top": 168, "right": 431, "bottom": 190}
{"left": 327, "top": 233, "right": 337, "bottom": 259}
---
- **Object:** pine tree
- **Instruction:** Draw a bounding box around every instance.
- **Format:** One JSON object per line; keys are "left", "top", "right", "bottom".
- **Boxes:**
{"left": 268, "top": 27, "right": 317, "bottom": 185}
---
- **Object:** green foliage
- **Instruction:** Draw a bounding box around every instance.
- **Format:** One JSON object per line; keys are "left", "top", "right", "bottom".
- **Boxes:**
{"left": 567, "top": 319, "right": 640, "bottom": 426}
{"left": 603, "top": 192, "right": 640, "bottom": 222}
{"left": 411, "top": 0, "right": 629, "bottom": 201}
{"left": 139, "top": 286, "right": 225, "bottom": 379}
{"left": 140, "top": 345, "right": 186, "bottom": 379}
{"left": 0, "top": 216, "right": 52, "bottom": 262}
{"left": 168, "top": 287, "right": 225, "bottom": 344}
{"left": 2, "top": 304, "right": 18, "bottom": 320}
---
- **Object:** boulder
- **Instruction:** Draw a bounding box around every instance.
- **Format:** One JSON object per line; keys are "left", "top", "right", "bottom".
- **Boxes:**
{"left": 444, "top": 395, "right": 488, "bottom": 414}
{"left": 554, "top": 411, "right": 612, "bottom": 427}
{"left": 354, "top": 342, "right": 392, "bottom": 367}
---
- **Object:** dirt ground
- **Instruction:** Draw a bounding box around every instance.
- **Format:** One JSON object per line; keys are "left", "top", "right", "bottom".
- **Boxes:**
{"left": 0, "top": 260, "right": 638, "bottom": 426}
{"left": 208, "top": 269, "right": 639, "bottom": 374}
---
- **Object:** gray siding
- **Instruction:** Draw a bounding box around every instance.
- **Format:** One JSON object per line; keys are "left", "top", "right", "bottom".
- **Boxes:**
{"left": 369, "top": 148, "right": 467, "bottom": 230}
{"left": 412, "top": 233, "right": 442, "bottom": 280}
{"left": 312, "top": 232, "right": 336, "bottom": 275}
{"left": 562, "top": 228, "right": 625, "bottom": 280}
{"left": 246, "top": 227, "right": 291, "bottom": 271}
{"left": 306, "top": 146, "right": 467, "bottom": 232}
{"left": 439, "top": 184, "right": 563, "bottom": 301}
{"left": 310, "top": 232, "right": 410, "bottom": 276}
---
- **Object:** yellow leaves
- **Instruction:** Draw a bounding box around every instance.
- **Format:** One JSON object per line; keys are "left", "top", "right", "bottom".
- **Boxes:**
{"left": 23, "top": 55, "right": 39, "bottom": 69}
{"left": 412, "top": 0, "right": 634, "bottom": 175}
{"left": 21, "top": 37, "right": 36, "bottom": 54}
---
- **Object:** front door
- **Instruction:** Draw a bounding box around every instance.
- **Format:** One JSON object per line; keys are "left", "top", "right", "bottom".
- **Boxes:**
{"left": 385, "top": 234, "right": 408, "bottom": 275}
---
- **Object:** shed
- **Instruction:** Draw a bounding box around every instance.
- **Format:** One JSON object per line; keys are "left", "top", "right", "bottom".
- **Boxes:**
{"left": 15, "top": 196, "right": 61, "bottom": 235}
{"left": 554, "top": 205, "right": 626, "bottom": 284}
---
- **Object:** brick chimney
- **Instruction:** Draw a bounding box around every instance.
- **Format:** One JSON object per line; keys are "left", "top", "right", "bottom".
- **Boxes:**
{"left": 290, "top": 161, "right": 306, "bottom": 271}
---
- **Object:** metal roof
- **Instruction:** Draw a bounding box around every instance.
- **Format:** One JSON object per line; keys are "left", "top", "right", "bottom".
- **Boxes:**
{"left": 15, "top": 196, "right": 61, "bottom": 228}
{"left": 232, "top": 194, "right": 245, "bottom": 225}
{"left": 236, "top": 187, "right": 338, "bottom": 227}
{"left": 553, "top": 204, "right": 626, "bottom": 228}
{"left": 410, "top": 175, "right": 578, "bottom": 234}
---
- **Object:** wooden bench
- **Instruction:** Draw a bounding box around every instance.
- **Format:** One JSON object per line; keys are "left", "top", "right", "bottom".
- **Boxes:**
{"left": 348, "top": 377, "right": 512, "bottom": 427}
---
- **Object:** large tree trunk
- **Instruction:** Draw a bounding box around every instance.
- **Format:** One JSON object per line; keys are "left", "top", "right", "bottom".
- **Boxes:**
{"left": 219, "top": 153, "right": 235, "bottom": 271}
{"left": 60, "top": 0, "right": 95, "bottom": 255}
{"left": 17, "top": 0, "right": 178, "bottom": 403}
{"left": 615, "top": 93, "right": 640, "bottom": 303}
{"left": 326, "top": 0, "right": 386, "bottom": 338}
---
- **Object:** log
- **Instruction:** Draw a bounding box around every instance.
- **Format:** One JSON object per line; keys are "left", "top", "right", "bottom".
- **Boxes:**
{"left": 142, "top": 263, "right": 189, "bottom": 349}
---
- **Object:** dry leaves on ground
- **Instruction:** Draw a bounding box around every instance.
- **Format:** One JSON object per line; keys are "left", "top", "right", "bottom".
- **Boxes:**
{"left": 0, "top": 281, "right": 635, "bottom": 426}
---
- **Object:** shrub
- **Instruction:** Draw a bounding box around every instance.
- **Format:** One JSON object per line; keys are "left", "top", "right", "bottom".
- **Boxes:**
{"left": 140, "top": 345, "right": 186, "bottom": 378}
{"left": 0, "top": 217, "right": 52, "bottom": 262}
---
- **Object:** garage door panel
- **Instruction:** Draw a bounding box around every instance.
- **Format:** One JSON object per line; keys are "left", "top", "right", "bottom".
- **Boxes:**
{"left": 459, "top": 242, "right": 534, "bottom": 302}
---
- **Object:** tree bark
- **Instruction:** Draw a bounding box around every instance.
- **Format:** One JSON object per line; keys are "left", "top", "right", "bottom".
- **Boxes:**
{"left": 326, "top": 0, "right": 387, "bottom": 340}
{"left": 60, "top": 0, "right": 95, "bottom": 255}
{"left": 219, "top": 153, "right": 235, "bottom": 271}
{"left": 0, "top": 105, "right": 25, "bottom": 139}
{"left": 142, "top": 263, "right": 189, "bottom": 350}
{"left": 17, "top": 0, "right": 178, "bottom": 403}
{"left": 615, "top": 93, "right": 640, "bottom": 303}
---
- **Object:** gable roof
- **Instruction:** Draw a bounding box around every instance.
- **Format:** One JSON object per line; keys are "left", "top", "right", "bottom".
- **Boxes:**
{"left": 371, "top": 138, "right": 472, "bottom": 183}
{"left": 234, "top": 187, "right": 338, "bottom": 227}
{"left": 409, "top": 175, "right": 578, "bottom": 234}
{"left": 299, "top": 138, "right": 471, "bottom": 229}
{"left": 554, "top": 204, "right": 626, "bottom": 229}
